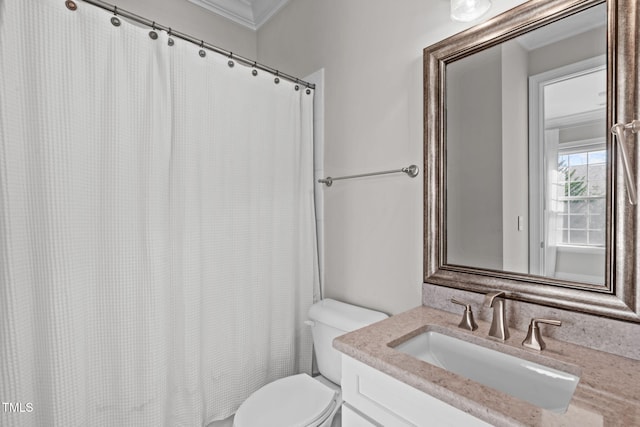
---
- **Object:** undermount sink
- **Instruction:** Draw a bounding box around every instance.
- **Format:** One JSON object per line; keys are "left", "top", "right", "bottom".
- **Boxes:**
{"left": 393, "top": 330, "right": 580, "bottom": 413}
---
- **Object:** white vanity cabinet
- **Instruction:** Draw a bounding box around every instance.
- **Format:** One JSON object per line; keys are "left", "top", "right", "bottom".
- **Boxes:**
{"left": 341, "top": 355, "right": 492, "bottom": 427}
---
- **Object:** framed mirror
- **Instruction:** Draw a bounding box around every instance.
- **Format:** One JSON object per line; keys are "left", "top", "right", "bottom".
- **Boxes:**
{"left": 424, "top": 0, "right": 640, "bottom": 322}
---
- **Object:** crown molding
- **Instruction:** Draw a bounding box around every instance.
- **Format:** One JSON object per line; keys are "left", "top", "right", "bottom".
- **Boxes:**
{"left": 187, "top": 0, "right": 291, "bottom": 31}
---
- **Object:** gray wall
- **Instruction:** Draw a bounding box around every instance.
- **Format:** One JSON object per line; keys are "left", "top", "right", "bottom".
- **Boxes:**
{"left": 501, "top": 40, "right": 530, "bottom": 274}
{"left": 257, "top": 0, "right": 529, "bottom": 314}
{"left": 446, "top": 45, "right": 504, "bottom": 271}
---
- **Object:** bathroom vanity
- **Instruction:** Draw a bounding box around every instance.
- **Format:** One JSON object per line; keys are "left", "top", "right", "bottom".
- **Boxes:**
{"left": 340, "top": 353, "right": 491, "bottom": 427}
{"left": 334, "top": 306, "right": 640, "bottom": 426}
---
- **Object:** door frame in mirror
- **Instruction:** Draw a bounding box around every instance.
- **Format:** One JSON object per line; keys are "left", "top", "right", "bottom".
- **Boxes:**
{"left": 424, "top": 0, "right": 640, "bottom": 322}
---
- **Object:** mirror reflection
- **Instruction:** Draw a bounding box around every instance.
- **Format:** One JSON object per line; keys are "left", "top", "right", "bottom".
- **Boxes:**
{"left": 445, "top": 3, "right": 607, "bottom": 285}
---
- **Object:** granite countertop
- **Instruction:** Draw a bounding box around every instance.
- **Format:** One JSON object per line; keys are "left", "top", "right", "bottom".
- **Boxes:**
{"left": 333, "top": 305, "right": 640, "bottom": 427}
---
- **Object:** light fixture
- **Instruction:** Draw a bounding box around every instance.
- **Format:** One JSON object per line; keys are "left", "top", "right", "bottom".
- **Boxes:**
{"left": 450, "top": 0, "right": 492, "bottom": 22}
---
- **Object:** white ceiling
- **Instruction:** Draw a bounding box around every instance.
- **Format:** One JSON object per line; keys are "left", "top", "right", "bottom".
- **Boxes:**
{"left": 545, "top": 68, "right": 606, "bottom": 121}
{"left": 516, "top": 3, "right": 606, "bottom": 51}
{"left": 187, "top": 0, "right": 291, "bottom": 31}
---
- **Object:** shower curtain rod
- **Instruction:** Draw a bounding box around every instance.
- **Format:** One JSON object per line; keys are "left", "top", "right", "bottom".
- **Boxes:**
{"left": 72, "top": 0, "right": 316, "bottom": 90}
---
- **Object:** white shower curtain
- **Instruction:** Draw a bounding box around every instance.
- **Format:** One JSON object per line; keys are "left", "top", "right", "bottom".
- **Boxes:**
{"left": 0, "top": 1, "right": 318, "bottom": 426}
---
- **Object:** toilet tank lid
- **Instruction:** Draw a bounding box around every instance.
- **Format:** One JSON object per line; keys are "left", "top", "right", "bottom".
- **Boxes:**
{"left": 308, "top": 299, "right": 388, "bottom": 332}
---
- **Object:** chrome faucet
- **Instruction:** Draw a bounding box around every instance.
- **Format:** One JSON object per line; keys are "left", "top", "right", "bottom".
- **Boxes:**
{"left": 485, "top": 291, "right": 509, "bottom": 340}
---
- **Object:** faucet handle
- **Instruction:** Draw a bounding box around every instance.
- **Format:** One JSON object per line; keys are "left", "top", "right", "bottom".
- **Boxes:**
{"left": 522, "top": 318, "right": 562, "bottom": 351}
{"left": 451, "top": 298, "right": 478, "bottom": 331}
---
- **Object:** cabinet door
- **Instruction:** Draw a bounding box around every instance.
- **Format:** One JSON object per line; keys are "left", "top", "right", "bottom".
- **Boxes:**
{"left": 342, "top": 403, "right": 380, "bottom": 427}
{"left": 342, "top": 355, "right": 492, "bottom": 427}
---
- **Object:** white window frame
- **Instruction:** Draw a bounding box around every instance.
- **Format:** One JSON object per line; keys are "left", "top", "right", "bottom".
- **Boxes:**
{"left": 528, "top": 55, "right": 606, "bottom": 276}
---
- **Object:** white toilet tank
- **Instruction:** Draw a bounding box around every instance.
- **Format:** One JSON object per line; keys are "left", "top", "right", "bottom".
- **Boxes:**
{"left": 307, "top": 299, "right": 388, "bottom": 385}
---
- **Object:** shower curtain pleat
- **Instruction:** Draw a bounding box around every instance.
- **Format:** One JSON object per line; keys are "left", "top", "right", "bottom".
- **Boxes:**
{"left": 0, "top": 1, "right": 318, "bottom": 426}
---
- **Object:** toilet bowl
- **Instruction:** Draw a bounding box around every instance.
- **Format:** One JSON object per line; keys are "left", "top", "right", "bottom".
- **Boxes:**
{"left": 233, "top": 299, "right": 388, "bottom": 427}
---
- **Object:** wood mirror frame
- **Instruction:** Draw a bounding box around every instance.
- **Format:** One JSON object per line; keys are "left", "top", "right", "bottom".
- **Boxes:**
{"left": 424, "top": 0, "right": 640, "bottom": 322}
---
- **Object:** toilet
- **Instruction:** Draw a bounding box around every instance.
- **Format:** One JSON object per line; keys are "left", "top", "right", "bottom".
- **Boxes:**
{"left": 233, "top": 299, "right": 388, "bottom": 427}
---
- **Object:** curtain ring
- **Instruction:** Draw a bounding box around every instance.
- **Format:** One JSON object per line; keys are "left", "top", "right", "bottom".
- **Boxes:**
{"left": 228, "top": 52, "right": 235, "bottom": 68}
{"left": 252, "top": 62, "right": 258, "bottom": 76}
{"left": 110, "top": 6, "right": 121, "bottom": 26}
{"left": 65, "top": 1, "right": 77, "bottom": 11}
{"left": 111, "top": 11, "right": 121, "bottom": 26}
{"left": 199, "top": 41, "right": 206, "bottom": 57}
{"left": 149, "top": 21, "right": 158, "bottom": 40}
{"left": 167, "top": 28, "right": 174, "bottom": 46}
{"left": 274, "top": 71, "right": 280, "bottom": 84}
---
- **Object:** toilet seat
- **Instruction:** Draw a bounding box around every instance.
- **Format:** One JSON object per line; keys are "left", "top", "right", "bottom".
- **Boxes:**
{"left": 234, "top": 374, "right": 338, "bottom": 427}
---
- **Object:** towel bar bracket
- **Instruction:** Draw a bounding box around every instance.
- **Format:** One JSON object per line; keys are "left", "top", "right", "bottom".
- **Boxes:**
{"left": 611, "top": 120, "right": 639, "bottom": 205}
